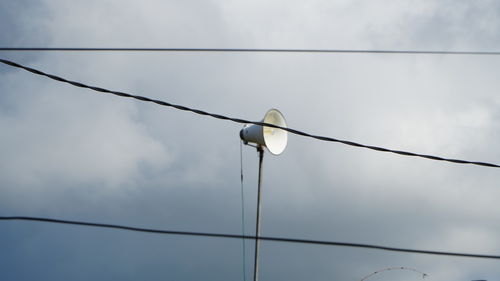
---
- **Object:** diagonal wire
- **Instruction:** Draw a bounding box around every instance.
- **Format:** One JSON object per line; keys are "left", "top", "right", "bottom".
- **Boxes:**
{"left": 2, "top": 216, "right": 500, "bottom": 260}
{"left": 1, "top": 58, "right": 499, "bottom": 168}
{"left": 2, "top": 47, "right": 500, "bottom": 56}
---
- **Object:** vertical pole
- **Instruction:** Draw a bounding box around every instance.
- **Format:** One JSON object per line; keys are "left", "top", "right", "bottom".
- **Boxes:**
{"left": 253, "top": 146, "right": 264, "bottom": 281}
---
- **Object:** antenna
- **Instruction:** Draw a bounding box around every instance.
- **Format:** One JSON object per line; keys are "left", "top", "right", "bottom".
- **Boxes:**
{"left": 240, "top": 109, "right": 288, "bottom": 281}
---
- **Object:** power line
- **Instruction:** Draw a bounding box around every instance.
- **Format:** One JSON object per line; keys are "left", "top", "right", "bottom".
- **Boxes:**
{"left": 1, "top": 58, "right": 499, "bottom": 169}
{"left": 1, "top": 216, "right": 500, "bottom": 260}
{"left": 2, "top": 47, "right": 500, "bottom": 56}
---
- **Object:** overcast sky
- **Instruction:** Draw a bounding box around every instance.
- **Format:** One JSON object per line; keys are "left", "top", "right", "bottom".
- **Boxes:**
{"left": 2, "top": 1, "right": 500, "bottom": 280}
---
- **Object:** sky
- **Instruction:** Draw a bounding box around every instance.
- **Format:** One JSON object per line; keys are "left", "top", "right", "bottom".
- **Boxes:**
{"left": 1, "top": 0, "right": 500, "bottom": 280}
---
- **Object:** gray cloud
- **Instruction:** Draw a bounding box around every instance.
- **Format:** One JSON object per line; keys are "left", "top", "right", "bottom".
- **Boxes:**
{"left": 2, "top": 1, "right": 500, "bottom": 280}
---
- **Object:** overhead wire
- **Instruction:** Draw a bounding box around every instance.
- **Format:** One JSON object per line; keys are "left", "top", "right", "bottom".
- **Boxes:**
{"left": 2, "top": 47, "right": 500, "bottom": 55}
{"left": 1, "top": 216, "right": 500, "bottom": 260}
{"left": 1, "top": 58, "right": 499, "bottom": 168}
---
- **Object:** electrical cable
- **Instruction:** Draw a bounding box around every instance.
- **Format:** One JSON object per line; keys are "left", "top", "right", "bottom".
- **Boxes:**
{"left": 1, "top": 58, "right": 499, "bottom": 169}
{"left": 2, "top": 47, "right": 500, "bottom": 56}
{"left": 1, "top": 216, "right": 500, "bottom": 260}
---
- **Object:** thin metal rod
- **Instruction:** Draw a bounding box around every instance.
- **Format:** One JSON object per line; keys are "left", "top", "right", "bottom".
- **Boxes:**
{"left": 253, "top": 146, "right": 264, "bottom": 281}
{"left": 240, "top": 140, "right": 247, "bottom": 281}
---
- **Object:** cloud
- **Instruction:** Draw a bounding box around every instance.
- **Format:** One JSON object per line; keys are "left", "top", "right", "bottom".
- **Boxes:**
{"left": 0, "top": 71, "right": 169, "bottom": 188}
{"left": 2, "top": 1, "right": 500, "bottom": 280}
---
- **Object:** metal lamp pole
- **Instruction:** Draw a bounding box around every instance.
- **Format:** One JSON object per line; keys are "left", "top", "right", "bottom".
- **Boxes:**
{"left": 253, "top": 146, "right": 264, "bottom": 281}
